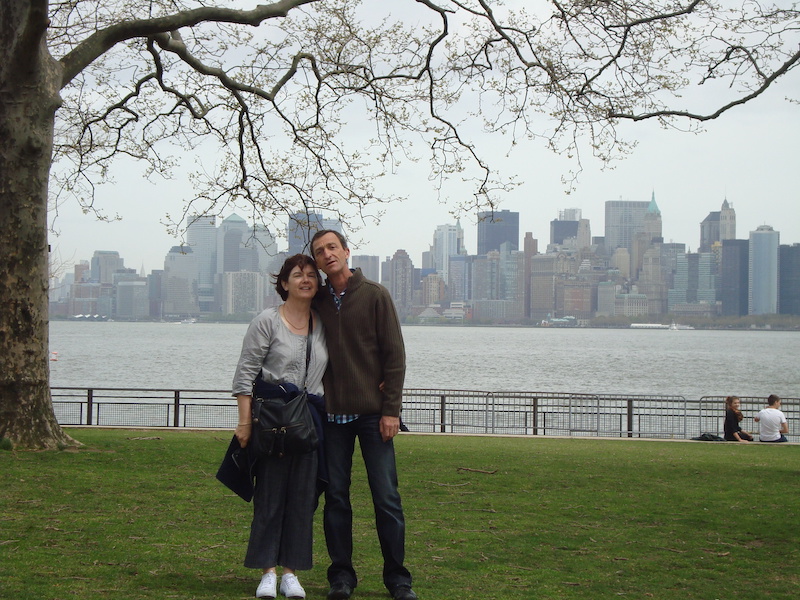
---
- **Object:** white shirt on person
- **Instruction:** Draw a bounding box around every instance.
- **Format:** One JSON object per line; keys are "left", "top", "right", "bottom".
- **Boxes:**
{"left": 756, "top": 407, "right": 787, "bottom": 442}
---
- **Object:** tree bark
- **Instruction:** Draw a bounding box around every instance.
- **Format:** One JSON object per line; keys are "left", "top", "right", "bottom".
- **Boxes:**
{"left": 0, "top": 1, "right": 77, "bottom": 449}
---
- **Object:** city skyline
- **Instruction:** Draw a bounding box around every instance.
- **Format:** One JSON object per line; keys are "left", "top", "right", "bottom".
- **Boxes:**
{"left": 52, "top": 199, "right": 799, "bottom": 323}
{"left": 53, "top": 196, "right": 796, "bottom": 280}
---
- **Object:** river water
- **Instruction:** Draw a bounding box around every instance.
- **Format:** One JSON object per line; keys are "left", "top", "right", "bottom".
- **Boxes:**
{"left": 48, "top": 321, "right": 799, "bottom": 400}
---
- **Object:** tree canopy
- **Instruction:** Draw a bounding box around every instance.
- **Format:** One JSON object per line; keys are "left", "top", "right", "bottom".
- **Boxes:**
{"left": 49, "top": 0, "right": 800, "bottom": 233}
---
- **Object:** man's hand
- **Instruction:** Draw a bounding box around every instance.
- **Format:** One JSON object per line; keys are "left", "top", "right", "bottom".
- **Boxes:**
{"left": 380, "top": 415, "right": 400, "bottom": 442}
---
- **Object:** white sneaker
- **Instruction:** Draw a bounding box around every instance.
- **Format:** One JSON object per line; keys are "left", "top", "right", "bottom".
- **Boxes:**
{"left": 256, "top": 572, "right": 277, "bottom": 598}
{"left": 280, "top": 573, "right": 306, "bottom": 599}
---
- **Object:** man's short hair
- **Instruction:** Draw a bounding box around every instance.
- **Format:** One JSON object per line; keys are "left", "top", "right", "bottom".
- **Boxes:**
{"left": 767, "top": 394, "right": 781, "bottom": 406}
{"left": 310, "top": 229, "right": 348, "bottom": 253}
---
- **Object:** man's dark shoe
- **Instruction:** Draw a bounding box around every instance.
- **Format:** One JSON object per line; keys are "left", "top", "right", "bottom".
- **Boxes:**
{"left": 391, "top": 586, "right": 418, "bottom": 600}
{"left": 327, "top": 582, "right": 353, "bottom": 600}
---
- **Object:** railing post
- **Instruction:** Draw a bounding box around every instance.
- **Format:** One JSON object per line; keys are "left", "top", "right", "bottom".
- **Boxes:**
{"left": 173, "top": 390, "right": 181, "bottom": 427}
{"left": 627, "top": 399, "right": 634, "bottom": 438}
{"left": 86, "top": 389, "right": 93, "bottom": 425}
{"left": 532, "top": 397, "right": 538, "bottom": 435}
{"left": 439, "top": 394, "right": 446, "bottom": 433}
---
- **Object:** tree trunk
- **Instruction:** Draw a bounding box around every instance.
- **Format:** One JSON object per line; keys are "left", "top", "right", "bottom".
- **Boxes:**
{"left": 0, "top": 1, "right": 77, "bottom": 449}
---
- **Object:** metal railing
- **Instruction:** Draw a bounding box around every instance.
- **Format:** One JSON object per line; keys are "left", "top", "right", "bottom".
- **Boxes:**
{"left": 51, "top": 387, "right": 798, "bottom": 441}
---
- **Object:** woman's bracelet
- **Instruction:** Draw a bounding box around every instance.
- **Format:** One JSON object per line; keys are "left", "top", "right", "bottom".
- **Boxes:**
{"left": 237, "top": 422, "right": 252, "bottom": 426}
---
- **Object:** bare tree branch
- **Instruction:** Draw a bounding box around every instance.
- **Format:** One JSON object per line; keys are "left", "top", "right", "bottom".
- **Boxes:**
{"left": 59, "top": 0, "right": 320, "bottom": 86}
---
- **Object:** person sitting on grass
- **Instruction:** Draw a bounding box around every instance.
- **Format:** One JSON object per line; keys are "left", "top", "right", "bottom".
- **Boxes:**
{"left": 723, "top": 396, "right": 753, "bottom": 443}
{"left": 754, "top": 394, "right": 789, "bottom": 443}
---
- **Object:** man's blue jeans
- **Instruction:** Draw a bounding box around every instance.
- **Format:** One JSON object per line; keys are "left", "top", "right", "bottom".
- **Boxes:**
{"left": 323, "top": 414, "right": 412, "bottom": 592}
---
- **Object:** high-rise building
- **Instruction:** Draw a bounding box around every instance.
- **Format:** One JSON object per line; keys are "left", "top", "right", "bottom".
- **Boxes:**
{"left": 720, "top": 239, "right": 749, "bottom": 317}
{"left": 216, "top": 214, "right": 251, "bottom": 274}
{"left": 221, "top": 271, "right": 266, "bottom": 316}
{"left": 523, "top": 232, "right": 539, "bottom": 318}
{"left": 187, "top": 214, "right": 217, "bottom": 313}
{"left": 286, "top": 212, "right": 341, "bottom": 254}
{"left": 477, "top": 209, "right": 519, "bottom": 254}
{"left": 529, "top": 253, "right": 574, "bottom": 321}
{"left": 550, "top": 218, "right": 579, "bottom": 246}
{"left": 699, "top": 212, "right": 720, "bottom": 253}
{"left": 638, "top": 245, "right": 667, "bottom": 315}
{"left": 700, "top": 199, "right": 736, "bottom": 252}
{"left": 748, "top": 225, "right": 779, "bottom": 315}
{"left": 351, "top": 255, "right": 380, "bottom": 282}
{"left": 447, "top": 254, "right": 473, "bottom": 303}
{"left": 421, "top": 273, "right": 446, "bottom": 306}
{"left": 388, "top": 249, "right": 414, "bottom": 317}
{"left": 90, "top": 250, "right": 124, "bottom": 284}
{"left": 779, "top": 243, "right": 800, "bottom": 315}
{"left": 471, "top": 250, "right": 501, "bottom": 301}
{"left": 499, "top": 247, "right": 526, "bottom": 320}
{"left": 643, "top": 192, "right": 663, "bottom": 243}
{"left": 163, "top": 246, "right": 199, "bottom": 317}
{"left": 431, "top": 221, "right": 465, "bottom": 285}
{"left": 667, "top": 252, "right": 716, "bottom": 312}
{"left": 115, "top": 279, "right": 149, "bottom": 319}
{"left": 604, "top": 200, "right": 650, "bottom": 255}
{"left": 720, "top": 199, "right": 736, "bottom": 241}
{"left": 250, "top": 224, "right": 279, "bottom": 273}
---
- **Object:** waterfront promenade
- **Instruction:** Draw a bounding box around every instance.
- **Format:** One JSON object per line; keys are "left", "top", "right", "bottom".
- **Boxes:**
{"left": 51, "top": 386, "right": 799, "bottom": 442}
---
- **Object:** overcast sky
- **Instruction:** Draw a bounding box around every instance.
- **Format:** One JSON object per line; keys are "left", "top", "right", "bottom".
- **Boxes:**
{"left": 47, "top": 3, "right": 800, "bottom": 276}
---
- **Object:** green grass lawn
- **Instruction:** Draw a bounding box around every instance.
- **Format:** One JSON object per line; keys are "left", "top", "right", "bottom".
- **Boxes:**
{"left": 1, "top": 429, "right": 798, "bottom": 599}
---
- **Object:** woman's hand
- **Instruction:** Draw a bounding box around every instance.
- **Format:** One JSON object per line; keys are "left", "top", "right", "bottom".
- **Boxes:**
{"left": 235, "top": 423, "right": 252, "bottom": 447}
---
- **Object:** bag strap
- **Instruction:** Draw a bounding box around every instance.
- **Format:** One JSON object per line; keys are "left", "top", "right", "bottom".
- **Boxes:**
{"left": 303, "top": 313, "right": 313, "bottom": 390}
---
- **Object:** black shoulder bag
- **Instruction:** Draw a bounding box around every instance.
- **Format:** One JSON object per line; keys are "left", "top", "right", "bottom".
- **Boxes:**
{"left": 250, "top": 315, "right": 319, "bottom": 458}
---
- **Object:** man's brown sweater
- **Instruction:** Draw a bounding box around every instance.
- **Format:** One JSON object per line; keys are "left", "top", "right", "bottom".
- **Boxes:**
{"left": 314, "top": 268, "right": 406, "bottom": 417}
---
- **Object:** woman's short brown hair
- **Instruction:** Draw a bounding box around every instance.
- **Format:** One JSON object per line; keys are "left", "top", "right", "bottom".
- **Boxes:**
{"left": 273, "top": 254, "right": 318, "bottom": 301}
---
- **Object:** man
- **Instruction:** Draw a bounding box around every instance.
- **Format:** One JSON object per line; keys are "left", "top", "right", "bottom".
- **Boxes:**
{"left": 754, "top": 394, "right": 789, "bottom": 443}
{"left": 310, "top": 230, "right": 417, "bottom": 600}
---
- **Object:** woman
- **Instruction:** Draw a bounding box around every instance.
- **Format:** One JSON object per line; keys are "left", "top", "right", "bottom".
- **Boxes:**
{"left": 231, "top": 254, "right": 328, "bottom": 599}
{"left": 723, "top": 396, "right": 753, "bottom": 442}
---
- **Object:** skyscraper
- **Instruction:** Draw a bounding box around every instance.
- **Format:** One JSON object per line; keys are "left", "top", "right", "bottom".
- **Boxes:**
{"left": 351, "top": 255, "right": 380, "bottom": 282}
{"left": 643, "top": 193, "right": 663, "bottom": 243}
{"left": 90, "top": 250, "right": 124, "bottom": 284}
{"left": 604, "top": 200, "right": 650, "bottom": 255}
{"left": 163, "top": 246, "right": 199, "bottom": 317}
{"left": 388, "top": 249, "right": 414, "bottom": 317}
{"left": 719, "top": 199, "right": 736, "bottom": 241}
{"left": 431, "top": 221, "right": 465, "bottom": 285}
{"left": 748, "top": 225, "right": 779, "bottom": 315}
{"left": 477, "top": 209, "right": 519, "bottom": 254}
{"left": 187, "top": 214, "right": 217, "bottom": 313}
{"left": 667, "top": 252, "right": 716, "bottom": 312}
{"left": 720, "top": 239, "right": 749, "bottom": 317}
{"left": 779, "top": 244, "right": 800, "bottom": 315}
{"left": 216, "top": 214, "right": 251, "bottom": 274}
{"left": 286, "top": 212, "right": 342, "bottom": 254}
{"left": 250, "top": 224, "right": 279, "bottom": 273}
{"left": 700, "top": 199, "right": 736, "bottom": 252}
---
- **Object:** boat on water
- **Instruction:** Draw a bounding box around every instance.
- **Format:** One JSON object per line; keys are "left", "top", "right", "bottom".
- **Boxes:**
{"left": 629, "top": 323, "right": 695, "bottom": 330}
